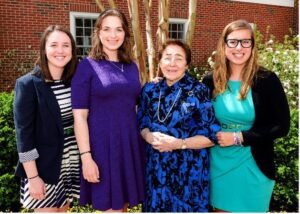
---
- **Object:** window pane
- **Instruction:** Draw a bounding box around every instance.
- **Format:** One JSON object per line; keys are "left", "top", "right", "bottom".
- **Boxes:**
{"left": 84, "top": 19, "right": 91, "bottom": 27}
{"left": 84, "top": 28, "right": 92, "bottom": 37}
{"left": 76, "top": 18, "right": 83, "bottom": 27}
{"left": 171, "top": 32, "right": 177, "bottom": 39}
{"left": 76, "top": 37, "right": 83, "bottom": 45}
{"left": 171, "top": 24, "right": 177, "bottom": 31}
{"left": 178, "top": 32, "right": 183, "bottom": 39}
{"left": 178, "top": 24, "right": 183, "bottom": 31}
{"left": 76, "top": 28, "right": 83, "bottom": 36}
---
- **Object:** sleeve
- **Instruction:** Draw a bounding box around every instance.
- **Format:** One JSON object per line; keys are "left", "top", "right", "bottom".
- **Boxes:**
{"left": 71, "top": 59, "right": 93, "bottom": 109}
{"left": 137, "top": 84, "right": 151, "bottom": 130}
{"left": 195, "top": 85, "right": 220, "bottom": 144}
{"left": 13, "top": 76, "right": 39, "bottom": 158}
{"left": 202, "top": 73, "right": 214, "bottom": 96}
{"left": 242, "top": 72, "right": 290, "bottom": 145}
{"left": 19, "top": 148, "right": 39, "bottom": 163}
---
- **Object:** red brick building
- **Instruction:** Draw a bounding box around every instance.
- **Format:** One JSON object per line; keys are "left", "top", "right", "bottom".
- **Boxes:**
{"left": 0, "top": 0, "right": 298, "bottom": 91}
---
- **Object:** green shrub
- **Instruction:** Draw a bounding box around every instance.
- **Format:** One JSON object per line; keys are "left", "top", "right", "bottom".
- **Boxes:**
{"left": 67, "top": 199, "right": 96, "bottom": 212}
{"left": 0, "top": 174, "right": 20, "bottom": 212}
{"left": 188, "top": 64, "right": 209, "bottom": 80}
{"left": 67, "top": 199, "right": 142, "bottom": 212}
{"left": 256, "top": 28, "right": 299, "bottom": 109}
{"left": 0, "top": 92, "right": 21, "bottom": 212}
{"left": 0, "top": 92, "right": 17, "bottom": 174}
{"left": 270, "top": 108, "right": 299, "bottom": 212}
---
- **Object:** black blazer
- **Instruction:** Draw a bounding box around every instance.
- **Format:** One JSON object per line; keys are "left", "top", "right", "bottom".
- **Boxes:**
{"left": 202, "top": 68, "right": 290, "bottom": 180}
{"left": 14, "top": 66, "right": 65, "bottom": 184}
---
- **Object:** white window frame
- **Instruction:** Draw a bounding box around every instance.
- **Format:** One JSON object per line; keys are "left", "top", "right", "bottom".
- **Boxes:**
{"left": 69, "top": 12, "right": 99, "bottom": 58}
{"left": 169, "top": 18, "right": 188, "bottom": 40}
{"left": 69, "top": 12, "right": 99, "bottom": 38}
{"left": 230, "top": 0, "right": 294, "bottom": 7}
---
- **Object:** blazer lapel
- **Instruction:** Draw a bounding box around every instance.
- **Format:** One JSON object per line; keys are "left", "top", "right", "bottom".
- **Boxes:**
{"left": 33, "top": 75, "right": 63, "bottom": 135}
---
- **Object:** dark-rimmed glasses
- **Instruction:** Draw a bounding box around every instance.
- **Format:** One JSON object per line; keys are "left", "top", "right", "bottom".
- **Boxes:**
{"left": 225, "top": 39, "right": 253, "bottom": 48}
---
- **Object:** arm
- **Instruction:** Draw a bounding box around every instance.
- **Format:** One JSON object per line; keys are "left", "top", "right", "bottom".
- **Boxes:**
{"left": 215, "top": 131, "right": 243, "bottom": 147}
{"left": 196, "top": 84, "right": 220, "bottom": 145}
{"left": 242, "top": 72, "right": 290, "bottom": 146}
{"left": 137, "top": 84, "right": 152, "bottom": 131}
{"left": 156, "top": 133, "right": 214, "bottom": 152}
{"left": 71, "top": 59, "right": 99, "bottom": 183}
{"left": 141, "top": 129, "right": 213, "bottom": 153}
{"left": 202, "top": 73, "right": 214, "bottom": 97}
{"left": 22, "top": 161, "right": 46, "bottom": 200}
{"left": 14, "top": 77, "right": 37, "bottom": 156}
{"left": 13, "top": 76, "right": 45, "bottom": 200}
{"left": 73, "top": 109, "right": 99, "bottom": 183}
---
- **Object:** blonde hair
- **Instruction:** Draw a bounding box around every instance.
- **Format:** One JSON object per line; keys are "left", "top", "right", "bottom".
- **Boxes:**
{"left": 89, "top": 9, "right": 133, "bottom": 63}
{"left": 213, "top": 19, "right": 259, "bottom": 99}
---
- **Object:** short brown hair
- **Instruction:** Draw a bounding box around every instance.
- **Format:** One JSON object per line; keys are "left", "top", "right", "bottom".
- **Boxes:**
{"left": 157, "top": 40, "right": 191, "bottom": 76}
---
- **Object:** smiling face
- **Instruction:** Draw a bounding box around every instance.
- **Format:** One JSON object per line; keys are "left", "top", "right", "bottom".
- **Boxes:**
{"left": 99, "top": 15, "right": 125, "bottom": 60}
{"left": 160, "top": 44, "right": 188, "bottom": 86}
{"left": 225, "top": 29, "right": 252, "bottom": 71}
{"left": 45, "top": 31, "right": 72, "bottom": 75}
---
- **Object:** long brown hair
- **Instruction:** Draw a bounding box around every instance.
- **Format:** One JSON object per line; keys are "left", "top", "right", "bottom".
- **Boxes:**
{"left": 89, "top": 9, "right": 133, "bottom": 63}
{"left": 213, "top": 19, "right": 259, "bottom": 99}
{"left": 35, "top": 25, "right": 77, "bottom": 85}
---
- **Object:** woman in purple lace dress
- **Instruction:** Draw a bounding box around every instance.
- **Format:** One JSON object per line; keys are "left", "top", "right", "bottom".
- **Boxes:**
{"left": 71, "top": 9, "right": 145, "bottom": 212}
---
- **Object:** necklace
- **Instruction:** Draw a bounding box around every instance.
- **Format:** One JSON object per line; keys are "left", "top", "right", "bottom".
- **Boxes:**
{"left": 108, "top": 60, "right": 124, "bottom": 72}
{"left": 157, "top": 88, "right": 182, "bottom": 123}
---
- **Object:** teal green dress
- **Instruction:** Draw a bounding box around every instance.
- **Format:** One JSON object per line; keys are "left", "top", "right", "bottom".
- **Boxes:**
{"left": 210, "top": 80, "right": 275, "bottom": 212}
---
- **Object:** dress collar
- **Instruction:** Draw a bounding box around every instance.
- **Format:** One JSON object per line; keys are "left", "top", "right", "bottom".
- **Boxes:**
{"left": 159, "top": 72, "right": 191, "bottom": 91}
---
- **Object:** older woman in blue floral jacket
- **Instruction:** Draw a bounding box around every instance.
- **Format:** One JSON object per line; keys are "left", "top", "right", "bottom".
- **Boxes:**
{"left": 137, "top": 40, "right": 220, "bottom": 212}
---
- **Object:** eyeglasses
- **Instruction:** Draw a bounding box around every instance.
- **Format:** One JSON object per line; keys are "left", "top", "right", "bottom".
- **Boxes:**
{"left": 225, "top": 39, "right": 253, "bottom": 48}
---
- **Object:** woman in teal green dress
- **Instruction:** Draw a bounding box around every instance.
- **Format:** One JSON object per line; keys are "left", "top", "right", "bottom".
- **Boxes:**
{"left": 203, "top": 20, "right": 290, "bottom": 212}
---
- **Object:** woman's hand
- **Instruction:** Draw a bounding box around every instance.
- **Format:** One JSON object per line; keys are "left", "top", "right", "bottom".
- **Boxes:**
{"left": 81, "top": 155, "right": 100, "bottom": 183}
{"left": 141, "top": 129, "right": 160, "bottom": 145}
{"left": 141, "top": 129, "right": 181, "bottom": 152}
{"left": 28, "top": 176, "right": 46, "bottom": 200}
{"left": 216, "top": 132, "right": 235, "bottom": 147}
{"left": 152, "top": 132, "right": 180, "bottom": 152}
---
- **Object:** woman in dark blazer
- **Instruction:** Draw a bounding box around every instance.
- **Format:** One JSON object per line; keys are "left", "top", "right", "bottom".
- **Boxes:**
{"left": 202, "top": 20, "right": 290, "bottom": 212}
{"left": 14, "top": 25, "right": 79, "bottom": 212}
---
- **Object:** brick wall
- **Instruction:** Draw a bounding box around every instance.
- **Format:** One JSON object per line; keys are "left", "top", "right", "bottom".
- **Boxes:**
{"left": 293, "top": 0, "right": 299, "bottom": 33}
{"left": 0, "top": 0, "right": 297, "bottom": 91}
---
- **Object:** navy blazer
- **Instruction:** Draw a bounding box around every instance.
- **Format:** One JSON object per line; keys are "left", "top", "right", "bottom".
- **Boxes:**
{"left": 14, "top": 66, "right": 65, "bottom": 184}
{"left": 203, "top": 68, "right": 290, "bottom": 180}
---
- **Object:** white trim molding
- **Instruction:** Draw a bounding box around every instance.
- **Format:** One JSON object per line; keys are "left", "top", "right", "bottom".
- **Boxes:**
{"left": 230, "top": 0, "right": 294, "bottom": 7}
